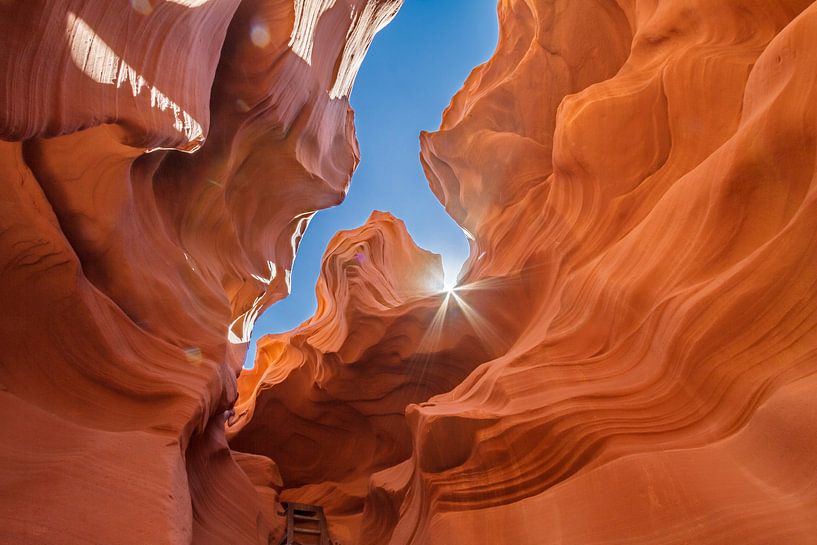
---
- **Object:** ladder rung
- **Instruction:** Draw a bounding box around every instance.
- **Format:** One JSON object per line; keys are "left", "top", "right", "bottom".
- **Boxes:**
{"left": 293, "top": 514, "right": 321, "bottom": 521}
{"left": 293, "top": 528, "right": 321, "bottom": 535}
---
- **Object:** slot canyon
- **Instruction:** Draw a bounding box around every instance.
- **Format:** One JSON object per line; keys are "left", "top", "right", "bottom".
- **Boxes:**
{"left": 2, "top": 0, "right": 817, "bottom": 544}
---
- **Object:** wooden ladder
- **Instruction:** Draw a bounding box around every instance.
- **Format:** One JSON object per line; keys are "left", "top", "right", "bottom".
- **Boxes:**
{"left": 280, "top": 502, "right": 331, "bottom": 545}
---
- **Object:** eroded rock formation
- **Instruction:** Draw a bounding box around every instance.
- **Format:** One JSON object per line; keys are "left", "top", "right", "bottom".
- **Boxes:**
{"left": 229, "top": 210, "right": 516, "bottom": 543}
{"left": 235, "top": 1, "right": 817, "bottom": 544}
{"left": 0, "top": 1, "right": 400, "bottom": 544}
{"left": 3, "top": 0, "right": 817, "bottom": 544}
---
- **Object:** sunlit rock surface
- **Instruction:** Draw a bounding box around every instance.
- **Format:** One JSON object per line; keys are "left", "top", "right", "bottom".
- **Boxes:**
{"left": 0, "top": 1, "right": 400, "bottom": 544}
{"left": 235, "top": 1, "right": 817, "bottom": 544}
{"left": 3, "top": 0, "right": 817, "bottom": 543}
{"left": 229, "top": 210, "right": 515, "bottom": 543}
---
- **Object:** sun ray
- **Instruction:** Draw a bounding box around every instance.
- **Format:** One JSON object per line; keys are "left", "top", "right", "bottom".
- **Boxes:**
{"left": 450, "top": 291, "right": 507, "bottom": 355}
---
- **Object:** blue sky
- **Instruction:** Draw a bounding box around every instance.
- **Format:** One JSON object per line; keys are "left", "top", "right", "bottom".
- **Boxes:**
{"left": 245, "top": 0, "right": 499, "bottom": 366}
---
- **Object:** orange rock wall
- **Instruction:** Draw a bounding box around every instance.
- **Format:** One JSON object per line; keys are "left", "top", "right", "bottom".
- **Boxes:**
{"left": 0, "top": 1, "right": 400, "bottom": 544}
{"left": 3, "top": 0, "right": 817, "bottom": 544}
{"left": 235, "top": 1, "right": 817, "bottom": 544}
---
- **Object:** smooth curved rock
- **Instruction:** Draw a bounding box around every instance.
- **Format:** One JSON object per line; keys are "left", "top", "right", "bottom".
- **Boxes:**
{"left": 235, "top": 1, "right": 817, "bottom": 544}
{"left": 3, "top": 0, "right": 817, "bottom": 543}
{"left": 0, "top": 1, "right": 401, "bottom": 544}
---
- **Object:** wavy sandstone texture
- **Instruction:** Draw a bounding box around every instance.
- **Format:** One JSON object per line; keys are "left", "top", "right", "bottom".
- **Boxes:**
{"left": 233, "top": 1, "right": 817, "bottom": 544}
{"left": 0, "top": 1, "right": 400, "bottom": 544}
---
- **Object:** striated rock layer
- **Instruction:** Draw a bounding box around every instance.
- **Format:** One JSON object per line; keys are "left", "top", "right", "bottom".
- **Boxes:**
{"left": 229, "top": 210, "right": 525, "bottom": 543}
{"left": 0, "top": 1, "right": 400, "bottom": 544}
{"left": 234, "top": 1, "right": 817, "bottom": 544}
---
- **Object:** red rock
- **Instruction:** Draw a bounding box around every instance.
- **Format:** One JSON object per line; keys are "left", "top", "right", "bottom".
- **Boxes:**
{"left": 235, "top": 1, "right": 817, "bottom": 544}
{"left": 3, "top": 0, "right": 817, "bottom": 544}
{"left": 0, "top": 1, "right": 401, "bottom": 544}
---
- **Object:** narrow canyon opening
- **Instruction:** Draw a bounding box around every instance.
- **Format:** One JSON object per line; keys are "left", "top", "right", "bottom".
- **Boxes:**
{"left": 2, "top": 1, "right": 817, "bottom": 545}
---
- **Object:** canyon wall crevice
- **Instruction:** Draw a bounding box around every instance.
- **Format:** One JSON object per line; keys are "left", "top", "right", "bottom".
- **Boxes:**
{"left": 235, "top": 1, "right": 817, "bottom": 544}
{"left": 0, "top": 1, "right": 401, "bottom": 544}
{"left": 2, "top": 1, "right": 817, "bottom": 544}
